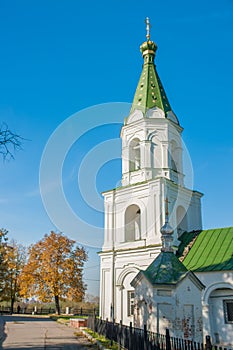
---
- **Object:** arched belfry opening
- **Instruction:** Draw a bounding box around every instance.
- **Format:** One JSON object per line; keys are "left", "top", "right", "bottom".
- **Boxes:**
{"left": 129, "top": 138, "right": 141, "bottom": 171}
{"left": 176, "top": 205, "right": 188, "bottom": 236}
{"left": 125, "top": 204, "right": 141, "bottom": 242}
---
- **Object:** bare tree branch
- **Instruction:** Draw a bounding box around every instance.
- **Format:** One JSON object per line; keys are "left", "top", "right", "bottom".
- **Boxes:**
{"left": 0, "top": 123, "right": 24, "bottom": 160}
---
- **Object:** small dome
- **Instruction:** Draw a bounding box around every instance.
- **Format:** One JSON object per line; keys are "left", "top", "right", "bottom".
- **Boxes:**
{"left": 140, "top": 40, "right": 157, "bottom": 56}
{"left": 160, "top": 222, "right": 173, "bottom": 236}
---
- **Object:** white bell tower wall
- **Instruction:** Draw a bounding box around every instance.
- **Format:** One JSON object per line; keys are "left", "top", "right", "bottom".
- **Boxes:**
{"left": 121, "top": 108, "right": 184, "bottom": 187}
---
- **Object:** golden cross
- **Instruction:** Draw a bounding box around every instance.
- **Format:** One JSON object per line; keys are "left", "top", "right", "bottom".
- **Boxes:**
{"left": 145, "top": 17, "right": 151, "bottom": 41}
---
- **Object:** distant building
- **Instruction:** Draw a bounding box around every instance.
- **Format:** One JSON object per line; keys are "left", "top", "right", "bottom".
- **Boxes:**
{"left": 99, "top": 19, "right": 233, "bottom": 346}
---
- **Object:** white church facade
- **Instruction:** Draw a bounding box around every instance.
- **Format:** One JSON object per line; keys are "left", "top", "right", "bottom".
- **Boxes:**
{"left": 131, "top": 218, "right": 205, "bottom": 343}
{"left": 99, "top": 19, "right": 233, "bottom": 346}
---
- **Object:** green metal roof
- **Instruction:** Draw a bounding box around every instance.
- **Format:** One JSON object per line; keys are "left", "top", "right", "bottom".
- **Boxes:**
{"left": 176, "top": 230, "right": 201, "bottom": 258}
{"left": 142, "top": 251, "right": 188, "bottom": 285}
{"left": 130, "top": 40, "right": 172, "bottom": 115}
{"left": 182, "top": 227, "right": 233, "bottom": 272}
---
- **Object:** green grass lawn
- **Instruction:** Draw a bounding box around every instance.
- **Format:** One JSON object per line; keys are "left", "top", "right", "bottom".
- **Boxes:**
{"left": 50, "top": 315, "right": 88, "bottom": 321}
{"left": 84, "top": 328, "right": 119, "bottom": 350}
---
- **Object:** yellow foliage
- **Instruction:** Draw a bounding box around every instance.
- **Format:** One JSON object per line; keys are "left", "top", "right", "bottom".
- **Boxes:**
{"left": 19, "top": 231, "right": 87, "bottom": 312}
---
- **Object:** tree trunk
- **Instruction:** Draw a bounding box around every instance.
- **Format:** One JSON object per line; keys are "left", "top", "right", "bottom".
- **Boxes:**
{"left": 55, "top": 295, "right": 60, "bottom": 315}
{"left": 10, "top": 297, "right": 14, "bottom": 314}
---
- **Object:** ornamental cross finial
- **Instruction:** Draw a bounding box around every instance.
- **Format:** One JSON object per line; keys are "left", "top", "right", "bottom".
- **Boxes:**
{"left": 145, "top": 17, "right": 151, "bottom": 41}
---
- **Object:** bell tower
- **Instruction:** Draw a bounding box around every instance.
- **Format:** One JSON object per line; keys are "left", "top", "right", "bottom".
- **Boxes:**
{"left": 121, "top": 18, "right": 183, "bottom": 188}
{"left": 99, "top": 18, "right": 203, "bottom": 325}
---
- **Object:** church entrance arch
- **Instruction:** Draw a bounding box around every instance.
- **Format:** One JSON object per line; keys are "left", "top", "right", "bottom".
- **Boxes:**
{"left": 116, "top": 266, "right": 140, "bottom": 324}
{"left": 204, "top": 283, "right": 233, "bottom": 345}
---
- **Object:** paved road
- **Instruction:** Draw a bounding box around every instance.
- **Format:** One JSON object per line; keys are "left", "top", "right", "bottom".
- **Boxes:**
{"left": 0, "top": 315, "right": 96, "bottom": 350}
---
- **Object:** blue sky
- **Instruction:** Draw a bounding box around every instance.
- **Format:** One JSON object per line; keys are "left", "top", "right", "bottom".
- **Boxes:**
{"left": 0, "top": 0, "right": 232, "bottom": 296}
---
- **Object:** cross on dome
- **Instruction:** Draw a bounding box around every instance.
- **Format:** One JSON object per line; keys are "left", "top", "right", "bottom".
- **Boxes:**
{"left": 145, "top": 17, "right": 151, "bottom": 41}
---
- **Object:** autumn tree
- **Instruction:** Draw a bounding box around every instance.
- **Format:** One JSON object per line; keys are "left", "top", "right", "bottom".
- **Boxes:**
{"left": 20, "top": 231, "right": 87, "bottom": 314}
{"left": 0, "top": 229, "right": 9, "bottom": 294}
{"left": 0, "top": 230, "right": 26, "bottom": 312}
{"left": 0, "top": 241, "right": 26, "bottom": 313}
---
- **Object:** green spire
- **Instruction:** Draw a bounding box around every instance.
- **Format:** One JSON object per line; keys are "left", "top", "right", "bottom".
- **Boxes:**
{"left": 130, "top": 19, "right": 172, "bottom": 115}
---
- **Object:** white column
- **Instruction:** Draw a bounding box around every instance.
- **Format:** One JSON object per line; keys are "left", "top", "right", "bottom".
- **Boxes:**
{"left": 122, "top": 146, "right": 129, "bottom": 174}
{"left": 162, "top": 141, "right": 169, "bottom": 171}
{"left": 140, "top": 140, "right": 152, "bottom": 169}
{"left": 202, "top": 303, "right": 211, "bottom": 341}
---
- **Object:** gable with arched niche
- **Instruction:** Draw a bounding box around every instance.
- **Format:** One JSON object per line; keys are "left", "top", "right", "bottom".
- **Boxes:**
{"left": 122, "top": 127, "right": 144, "bottom": 149}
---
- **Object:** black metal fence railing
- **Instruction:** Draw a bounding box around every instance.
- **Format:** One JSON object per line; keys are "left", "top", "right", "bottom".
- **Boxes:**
{"left": 87, "top": 316, "right": 232, "bottom": 350}
{"left": 72, "top": 307, "right": 99, "bottom": 316}
{"left": 87, "top": 317, "right": 167, "bottom": 350}
{"left": 0, "top": 306, "right": 98, "bottom": 316}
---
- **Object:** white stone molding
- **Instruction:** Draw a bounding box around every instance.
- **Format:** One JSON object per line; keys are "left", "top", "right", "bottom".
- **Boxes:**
{"left": 116, "top": 265, "right": 140, "bottom": 287}
{"left": 202, "top": 281, "right": 233, "bottom": 306}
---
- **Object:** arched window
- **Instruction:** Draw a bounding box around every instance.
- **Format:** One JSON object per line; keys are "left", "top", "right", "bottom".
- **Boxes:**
{"left": 125, "top": 204, "right": 141, "bottom": 242}
{"left": 176, "top": 206, "right": 188, "bottom": 236}
{"left": 129, "top": 138, "right": 141, "bottom": 171}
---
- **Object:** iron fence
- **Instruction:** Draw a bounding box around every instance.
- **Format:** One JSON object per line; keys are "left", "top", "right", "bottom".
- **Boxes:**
{"left": 87, "top": 317, "right": 232, "bottom": 350}
{"left": 0, "top": 306, "right": 98, "bottom": 316}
